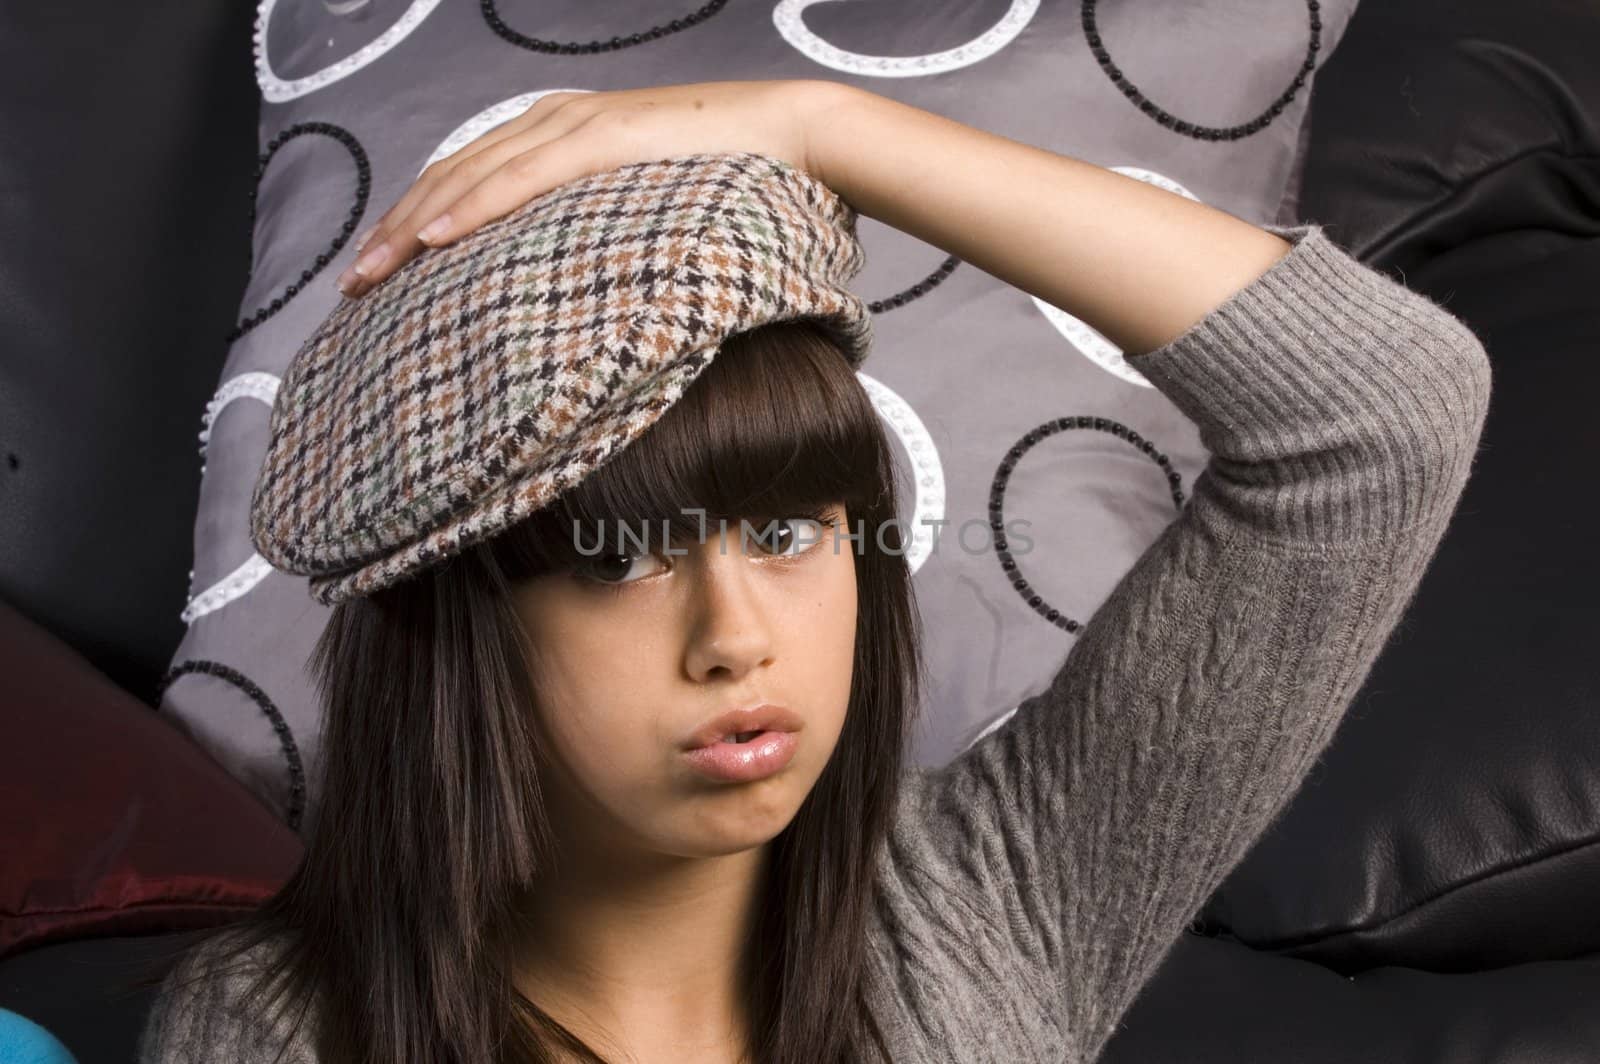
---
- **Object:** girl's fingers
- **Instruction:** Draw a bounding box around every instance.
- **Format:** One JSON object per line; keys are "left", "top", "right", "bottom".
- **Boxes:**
{"left": 337, "top": 92, "right": 588, "bottom": 286}
{"left": 403, "top": 139, "right": 591, "bottom": 253}
{"left": 386, "top": 113, "right": 585, "bottom": 245}
{"left": 441, "top": 90, "right": 591, "bottom": 166}
{"left": 337, "top": 95, "right": 591, "bottom": 296}
{"left": 373, "top": 93, "right": 575, "bottom": 233}
{"left": 338, "top": 135, "right": 557, "bottom": 296}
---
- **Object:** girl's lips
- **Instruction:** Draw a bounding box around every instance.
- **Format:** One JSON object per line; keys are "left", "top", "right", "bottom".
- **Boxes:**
{"left": 682, "top": 702, "right": 804, "bottom": 751}
{"left": 681, "top": 730, "right": 799, "bottom": 783}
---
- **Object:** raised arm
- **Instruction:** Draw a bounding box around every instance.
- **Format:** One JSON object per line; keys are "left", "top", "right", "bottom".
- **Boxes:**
{"left": 807, "top": 86, "right": 1494, "bottom": 1057}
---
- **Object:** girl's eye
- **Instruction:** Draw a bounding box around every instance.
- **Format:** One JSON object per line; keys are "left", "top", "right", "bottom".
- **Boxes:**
{"left": 576, "top": 550, "right": 665, "bottom": 588}
{"left": 574, "top": 511, "right": 838, "bottom": 589}
{"left": 746, "top": 515, "right": 833, "bottom": 557}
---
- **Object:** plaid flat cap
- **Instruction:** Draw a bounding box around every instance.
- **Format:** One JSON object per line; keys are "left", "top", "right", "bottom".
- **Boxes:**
{"left": 249, "top": 150, "right": 874, "bottom": 605}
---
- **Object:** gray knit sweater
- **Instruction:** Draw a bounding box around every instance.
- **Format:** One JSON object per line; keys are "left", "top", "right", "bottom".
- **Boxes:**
{"left": 137, "top": 222, "right": 1493, "bottom": 1063}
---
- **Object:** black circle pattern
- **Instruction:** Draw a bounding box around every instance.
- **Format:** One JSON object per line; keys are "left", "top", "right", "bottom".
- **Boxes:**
{"left": 156, "top": 659, "right": 307, "bottom": 832}
{"left": 1082, "top": 0, "right": 1322, "bottom": 141}
{"left": 229, "top": 122, "right": 372, "bottom": 343}
{"left": 481, "top": 0, "right": 728, "bottom": 53}
{"left": 869, "top": 256, "right": 961, "bottom": 314}
{"left": 991, "top": 417, "right": 1186, "bottom": 631}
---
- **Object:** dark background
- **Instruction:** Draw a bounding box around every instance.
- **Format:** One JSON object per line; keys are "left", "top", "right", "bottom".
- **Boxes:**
{"left": 3, "top": 0, "right": 1597, "bottom": 1060}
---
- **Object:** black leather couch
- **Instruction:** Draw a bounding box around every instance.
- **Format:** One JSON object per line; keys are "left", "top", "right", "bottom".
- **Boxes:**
{"left": 4, "top": 0, "right": 1597, "bottom": 1060}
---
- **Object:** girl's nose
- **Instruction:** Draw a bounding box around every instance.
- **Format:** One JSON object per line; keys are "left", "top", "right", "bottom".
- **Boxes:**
{"left": 681, "top": 542, "right": 777, "bottom": 681}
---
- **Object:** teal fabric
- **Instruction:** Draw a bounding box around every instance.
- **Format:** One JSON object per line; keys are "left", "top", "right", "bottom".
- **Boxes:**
{"left": 0, "top": 1009, "right": 77, "bottom": 1064}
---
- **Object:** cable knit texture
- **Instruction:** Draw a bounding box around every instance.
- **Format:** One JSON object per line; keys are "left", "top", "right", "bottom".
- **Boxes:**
{"left": 137, "top": 222, "right": 1494, "bottom": 1062}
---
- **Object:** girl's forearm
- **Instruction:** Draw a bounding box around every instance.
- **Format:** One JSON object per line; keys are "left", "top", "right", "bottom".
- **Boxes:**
{"left": 800, "top": 81, "right": 1292, "bottom": 358}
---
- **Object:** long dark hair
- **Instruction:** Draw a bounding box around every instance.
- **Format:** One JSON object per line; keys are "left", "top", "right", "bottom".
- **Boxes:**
{"left": 147, "top": 317, "right": 926, "bottom": 1063}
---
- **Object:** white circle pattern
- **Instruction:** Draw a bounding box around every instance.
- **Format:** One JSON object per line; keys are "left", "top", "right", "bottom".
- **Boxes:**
{"left": 254, "top": 0, "right": 443, "bottom": 103}
{"left": 185, "top": 372, "right": 282, "bottom": 624}
{"left": 858, "top": 371, "right": 944, "bottom": 575}
{"left": 772, "top": 0, "right": 1040, "bottom": 77}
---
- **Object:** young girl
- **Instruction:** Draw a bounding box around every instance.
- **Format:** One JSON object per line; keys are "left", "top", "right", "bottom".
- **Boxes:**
{"left": 139, "top": 79, "right": 1492, "bottom": 1063}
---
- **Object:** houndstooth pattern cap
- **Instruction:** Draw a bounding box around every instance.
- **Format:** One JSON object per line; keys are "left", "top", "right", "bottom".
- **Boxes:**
{"left": 249, "top": 151, "right": 874, "bottom": 605}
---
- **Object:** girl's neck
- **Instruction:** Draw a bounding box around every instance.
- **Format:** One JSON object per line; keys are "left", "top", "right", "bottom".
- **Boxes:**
{"left": 509, "top": 839, "right": 770, "bottom": 1062}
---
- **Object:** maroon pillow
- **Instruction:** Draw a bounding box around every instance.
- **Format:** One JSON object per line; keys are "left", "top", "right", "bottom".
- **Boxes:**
{"left": 0, "top": 598, "right": 300, "bottom": 959}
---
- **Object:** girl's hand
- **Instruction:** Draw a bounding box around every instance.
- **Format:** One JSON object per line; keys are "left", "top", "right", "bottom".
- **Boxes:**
{"left": 334, "top": 78, "right": 835, "bottom": 298}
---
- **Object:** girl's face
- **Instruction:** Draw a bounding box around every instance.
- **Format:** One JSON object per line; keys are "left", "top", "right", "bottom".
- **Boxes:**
{"left": 511, "top": 505, "right": 858, "bottom": 863}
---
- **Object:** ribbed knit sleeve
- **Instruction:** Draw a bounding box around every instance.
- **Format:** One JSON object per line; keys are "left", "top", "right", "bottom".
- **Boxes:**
{"left": 137, "top": 933, "right": 317, "bottom": 1063}
{"left": 873, "top": 223, "right": 1493, "bottom": 1062}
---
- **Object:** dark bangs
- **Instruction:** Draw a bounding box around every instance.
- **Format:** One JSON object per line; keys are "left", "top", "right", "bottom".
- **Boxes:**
{"left": 490, "top": 316, "right": 894, "bottom": 579}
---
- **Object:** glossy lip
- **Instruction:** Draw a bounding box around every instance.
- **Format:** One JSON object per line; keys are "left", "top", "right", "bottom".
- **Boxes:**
{"left": 682, "top": 703, "right": 804, "bottom": 751}
{"left": 682, "top": 731, "right": 799, "bottom": 784}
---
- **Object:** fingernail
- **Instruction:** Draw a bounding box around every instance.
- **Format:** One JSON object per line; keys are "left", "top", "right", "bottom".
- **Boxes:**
{"left": 352, "top": 242, "right": 389, "bottom": 277}
{"left": 416, "top": 214, "right": 452, "bottom": 244}
{"left": 335, "top": 269, "right": 357, "bottom": 295}
{"left": 352, "top": 224, "right": 379, "bottom": 253}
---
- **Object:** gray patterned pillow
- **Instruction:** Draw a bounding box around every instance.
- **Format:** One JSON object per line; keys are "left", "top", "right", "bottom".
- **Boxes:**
{"left": 161, "top": 0, "right": 1358, "bottom": 830}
